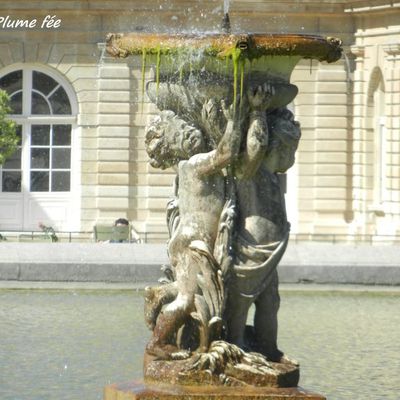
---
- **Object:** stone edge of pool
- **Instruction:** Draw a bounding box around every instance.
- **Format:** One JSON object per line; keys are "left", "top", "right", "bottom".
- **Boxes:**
{"left": 0, "top": 242, "right": 399, "bottom": 286}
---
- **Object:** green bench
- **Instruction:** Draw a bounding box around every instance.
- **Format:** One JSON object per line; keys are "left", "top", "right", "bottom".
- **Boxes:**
{"left": 93, "top": 224, "right": 131, "bottom": 242}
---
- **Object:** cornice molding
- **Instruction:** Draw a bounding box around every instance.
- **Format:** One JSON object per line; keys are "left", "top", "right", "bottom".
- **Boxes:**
{"left": 383, "top": 43, "right": 400, "bottom": 55}
{"left": 350, "top": 45, "right": 365, "bottom": 58}
{"left": 345, "top": 2, "right": 400, "bottom": 14}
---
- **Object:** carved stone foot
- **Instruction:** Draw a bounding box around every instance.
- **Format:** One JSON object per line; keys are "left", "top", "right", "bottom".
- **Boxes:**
{"left": 144, "top": 340, "right": 300, "bottom": 388}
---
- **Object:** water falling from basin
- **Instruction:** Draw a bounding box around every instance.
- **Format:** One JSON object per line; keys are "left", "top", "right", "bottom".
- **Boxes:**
{"left": 223, "top": 0, "right": 230, "bottom": 15}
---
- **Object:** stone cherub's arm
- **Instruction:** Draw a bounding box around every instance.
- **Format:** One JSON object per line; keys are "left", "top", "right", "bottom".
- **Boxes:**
{"left": 235, "top": 83, "right": 275, "bottom": 179}
{"left": 191, "top": 98, "right": 244, "bottom": 176}
{"left": 200, "top": 98, "right": 223, "bottom": 148}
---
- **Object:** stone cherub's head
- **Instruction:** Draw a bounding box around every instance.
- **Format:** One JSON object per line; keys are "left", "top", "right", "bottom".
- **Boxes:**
{"left": 145, "top": 110, "right": 206, "bottom": 170}
{"left": 265, "top": 108, "right": 301, "bottom": 173}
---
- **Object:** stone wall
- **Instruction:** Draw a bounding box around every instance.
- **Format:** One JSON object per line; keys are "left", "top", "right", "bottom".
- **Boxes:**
{"left": 349, "top": 9, "right": 400, "bottom": 238}
{"left": 0, "top": 0, "right": 399, "bottom": 241}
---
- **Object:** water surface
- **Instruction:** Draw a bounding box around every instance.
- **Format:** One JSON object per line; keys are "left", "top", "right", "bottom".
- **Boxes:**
{"left": 1, "top": 288, "right": 399, "bottom": 400}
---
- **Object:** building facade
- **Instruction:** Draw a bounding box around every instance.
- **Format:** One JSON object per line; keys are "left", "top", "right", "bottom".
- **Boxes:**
{"left": 0, "top": 1, "right": 399, "bottom": 242}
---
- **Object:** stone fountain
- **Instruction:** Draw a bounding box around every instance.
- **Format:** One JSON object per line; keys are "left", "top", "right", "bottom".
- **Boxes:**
{"left": 104, "top": 13, "right": 342, "bottom": 400}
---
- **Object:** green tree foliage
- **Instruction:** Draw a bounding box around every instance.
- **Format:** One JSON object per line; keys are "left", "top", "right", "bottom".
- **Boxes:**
{"left": 0, "top": 89, "right": 18, "bottom": 165}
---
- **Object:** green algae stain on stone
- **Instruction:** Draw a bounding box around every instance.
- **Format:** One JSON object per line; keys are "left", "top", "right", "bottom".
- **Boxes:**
{"left": 156, "top": 47, "right": 161, "bottom": 95}
{"left": 141, "top": 48, "right": 147, "bottom": 102}
{"left": 231, "top": 47, "right": 242, "bottom": 112}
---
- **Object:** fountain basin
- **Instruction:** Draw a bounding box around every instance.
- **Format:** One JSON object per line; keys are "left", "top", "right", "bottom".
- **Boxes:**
{"left": 106, "top": 33, "right": 342, "bottom": 63}
{"left": 1, "top": 288, "right": 399, "bottom": 399}
{"left": 106, "top": 32, "right": 342, "bottom": 113}
{"left": 106, "top": 33, "right": 342, "bottom": 81}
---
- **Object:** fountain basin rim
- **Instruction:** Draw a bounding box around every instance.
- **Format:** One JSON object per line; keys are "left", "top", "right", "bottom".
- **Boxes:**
{"left": 106, "top": 32, "right": 342, "bottom": 63}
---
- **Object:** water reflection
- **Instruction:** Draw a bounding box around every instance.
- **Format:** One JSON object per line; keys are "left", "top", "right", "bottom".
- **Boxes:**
{"left": 0, "top": 288, "right": 399, "bottom": 400}
{"left": 0, "top": 290, "right": 148, "bottom": 400}
{"left": 278, "top": 290, "right": 400, "bottom": 399}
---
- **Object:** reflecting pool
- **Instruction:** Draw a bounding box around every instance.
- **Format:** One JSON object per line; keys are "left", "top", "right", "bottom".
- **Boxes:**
{"left": 1, "top": 287, "right": 399, "bottom": 400}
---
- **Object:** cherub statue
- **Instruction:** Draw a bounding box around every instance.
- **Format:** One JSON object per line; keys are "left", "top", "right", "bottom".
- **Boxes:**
{"left": 144, "top": 85, "right": 276, "bottom": 360}
{"left": 143, "top": 84, "right": 301, "bottom": 387}
{"left": 224, "top": 104, "right": 301, "bottom": 364}
{"left": 144, "top": 99, "right": 244, "bottom": 359}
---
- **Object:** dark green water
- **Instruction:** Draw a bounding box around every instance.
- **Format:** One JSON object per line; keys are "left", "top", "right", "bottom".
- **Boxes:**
{"left": 0, "top": 288, "right": 399, "bottom": 400}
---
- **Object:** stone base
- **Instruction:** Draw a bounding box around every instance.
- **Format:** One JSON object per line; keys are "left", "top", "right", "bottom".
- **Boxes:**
{"left": 104, "top": 381, "right": 326, "bottom": 400}
{"left": 143, "top": 349, "right": 300, "bottom": 388}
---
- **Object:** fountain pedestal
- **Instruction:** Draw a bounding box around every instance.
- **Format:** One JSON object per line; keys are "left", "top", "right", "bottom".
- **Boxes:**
{"left": 104, "top": 30, "right": 341, "bottom": 400}
{"left": 104, "top": 381, "right": 326, "bottom": 400}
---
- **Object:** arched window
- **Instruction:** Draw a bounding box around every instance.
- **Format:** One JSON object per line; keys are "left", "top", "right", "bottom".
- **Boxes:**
{"left": 0, "top": 67, "right": 75, "bottom": 193}
{"left": 0, "top": 66, "right": 77, "bottom": 230}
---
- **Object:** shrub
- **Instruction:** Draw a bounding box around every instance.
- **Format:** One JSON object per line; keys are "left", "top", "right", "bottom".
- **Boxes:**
{"left": 0, "top": 90, "right": 18, "bottom": 165}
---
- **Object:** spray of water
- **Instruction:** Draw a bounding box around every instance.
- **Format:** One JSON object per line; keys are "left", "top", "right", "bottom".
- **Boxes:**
{"left": 224, "top": 0, "right": 230, "bottom": 15}
{"left": 97, "top": 42, "right": 106, "bottom": 78}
